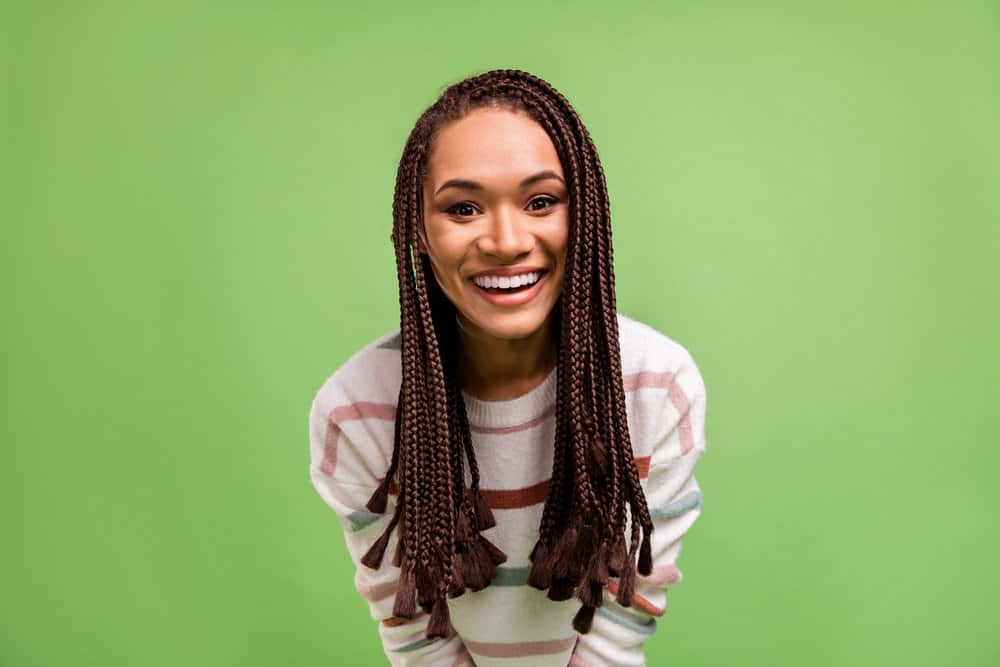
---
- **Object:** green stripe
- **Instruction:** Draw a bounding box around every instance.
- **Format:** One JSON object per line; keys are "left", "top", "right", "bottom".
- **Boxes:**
{"left": 649, "top": 490, "right": 702, "bottom": 520}
{"left": 393, "top": 637, "right": 439, "bottom": 652}
{"left": 346, "top": 510, "right": 382, "bottom": 532}
{"left": 492, "top": 566, "right": 531, "bottom": 586}
{"left": 596, "top": 605, "right": 657, "bottom": 636}
{"left": 378, "top": 332, "right": 402, "bottom": 350}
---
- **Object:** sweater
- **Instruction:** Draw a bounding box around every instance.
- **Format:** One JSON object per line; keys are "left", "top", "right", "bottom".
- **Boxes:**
{"left": 308, "top": 312, "right": 708, "bottom": 666}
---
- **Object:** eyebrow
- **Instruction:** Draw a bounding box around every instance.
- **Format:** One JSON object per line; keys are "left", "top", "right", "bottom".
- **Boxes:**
{"left": 433, "top": 170, "right": 565, "bottom": 196}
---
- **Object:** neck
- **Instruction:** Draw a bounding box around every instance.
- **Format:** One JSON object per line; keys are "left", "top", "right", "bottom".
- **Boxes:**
{"left": 455, "top": 314, "right": 558, "bottom": 401}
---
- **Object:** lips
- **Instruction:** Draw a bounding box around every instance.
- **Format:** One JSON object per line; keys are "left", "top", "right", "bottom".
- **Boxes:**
{"left": 470, "top": 266, "right": 548, "bottom": 280}
{"left": 469, "top": 270, "right": 548, "bottom": 306}
{"left": 471, "top": 269, "right": 547, "bottom": 290}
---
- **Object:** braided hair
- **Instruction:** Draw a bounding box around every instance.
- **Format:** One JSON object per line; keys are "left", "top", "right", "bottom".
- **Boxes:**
{"left": 359, "top": 68, "right": 654, "bottom": 638}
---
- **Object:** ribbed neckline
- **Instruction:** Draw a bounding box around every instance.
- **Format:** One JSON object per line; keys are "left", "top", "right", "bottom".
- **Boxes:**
{"left": 461, "top": 364, "right": 558, "bottom": 429}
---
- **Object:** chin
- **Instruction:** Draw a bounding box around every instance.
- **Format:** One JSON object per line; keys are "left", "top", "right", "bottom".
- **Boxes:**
{"left": 463, "top": 308, "right": 554, "bottom": 342}
{"left": 486, "top": 323, "right": 548, "bottom": 341}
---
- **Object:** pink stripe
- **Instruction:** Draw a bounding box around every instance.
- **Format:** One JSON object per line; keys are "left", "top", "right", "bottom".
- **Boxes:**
{"left": 622, "top": 370, "right": 694, "bottom": 455}
{"left": 473, "top": 371, "right": 678, "bottom": 435}
{"left": 319, "top": 401, "right": 396, "bottom": 475}
{"left": 664, "top": 375, "right": 694, "bottom": 455}
{"left": 357, "top": 578, "right": 398, "bottom": 603}
{"left": 640, "top": 563, "right": 681, "bottom": 586}
{"left": 470, "top": 403, "right": 557, "bottom": 435}
{"left": 331, "top": 401, "right": 397, "bottom": 423}
{"left": 622, "top": 370, "right": 673, "bottom": 392}
{"left": 318, "top": 368, "right": 692, "bottom": 477}
{"left": 569, "top": 650, "right": 599, "bottom": 667}
{"left": 473, "top": 455, "right": 649, "bottom": 510}
{"left": 320, "top": 422, "right": 341, "bottom": 475}
{"left": 451, "top": 647, "right": 472, "bottom": 667}
{"left": 465, "top": 636, "right": 577, "bottom": 658}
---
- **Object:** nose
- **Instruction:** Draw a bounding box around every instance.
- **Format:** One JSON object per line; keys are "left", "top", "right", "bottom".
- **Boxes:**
{"left": 478, "top": 205, "right": 534, "bottom": 259}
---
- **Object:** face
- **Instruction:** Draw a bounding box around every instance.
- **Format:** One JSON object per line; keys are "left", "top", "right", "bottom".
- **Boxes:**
{"left": 417, "top": 107, "right": 570, "bottom": 345}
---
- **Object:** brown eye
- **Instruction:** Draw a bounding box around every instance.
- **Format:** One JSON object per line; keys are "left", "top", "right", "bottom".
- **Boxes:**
{"left": 445, "top": 202, "right": 478, "bottom": 217}
{"left": 528, "top": 196, "right": 559, "bottom": 212}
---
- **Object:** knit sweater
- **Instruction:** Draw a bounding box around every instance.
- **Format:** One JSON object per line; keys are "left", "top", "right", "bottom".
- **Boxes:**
{"left": 308, "top": 312, "right": 708, "bottom": 666}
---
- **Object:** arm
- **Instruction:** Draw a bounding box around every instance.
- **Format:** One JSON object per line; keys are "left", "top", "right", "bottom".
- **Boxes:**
{"left": 571, "top": 353, "right": 708, "bottom": 666}
{"left": 308, "top": 389, "right": 472, "bottom": 667}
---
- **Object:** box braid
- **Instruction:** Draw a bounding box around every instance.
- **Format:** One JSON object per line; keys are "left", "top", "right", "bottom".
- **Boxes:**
{"left": 358, "top": 68, "right": 654, "bottom": 639}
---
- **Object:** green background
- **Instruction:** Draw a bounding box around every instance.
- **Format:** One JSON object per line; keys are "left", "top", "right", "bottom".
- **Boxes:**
{"left": 5, "top": 1, "right": 999, "bottom": 665}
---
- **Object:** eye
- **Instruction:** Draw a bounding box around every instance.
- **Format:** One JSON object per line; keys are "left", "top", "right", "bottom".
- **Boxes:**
{"left": 528, "top": 195, "right": 560, "bottom": 212}
{"left": 444, "top": 202, "right": 479, "bottom": 218}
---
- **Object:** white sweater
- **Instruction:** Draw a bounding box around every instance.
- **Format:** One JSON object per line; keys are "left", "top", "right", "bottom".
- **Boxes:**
{"left": 308, "top": 313, "right": 708, "bottom": 666}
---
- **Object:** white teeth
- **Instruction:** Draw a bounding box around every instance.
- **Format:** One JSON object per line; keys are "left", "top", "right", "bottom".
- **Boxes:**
{"left": 473, "top": 271, "right": 541, "bottom": 290}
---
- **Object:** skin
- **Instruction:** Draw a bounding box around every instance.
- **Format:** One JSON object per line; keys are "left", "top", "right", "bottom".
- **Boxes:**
{"left": 417, "top": 107, "right": 570, "bottom": 401}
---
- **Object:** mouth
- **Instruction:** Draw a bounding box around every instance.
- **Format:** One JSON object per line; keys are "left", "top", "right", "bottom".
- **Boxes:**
{"left": 469, "top": 269, "right": 549, "bottom": 306}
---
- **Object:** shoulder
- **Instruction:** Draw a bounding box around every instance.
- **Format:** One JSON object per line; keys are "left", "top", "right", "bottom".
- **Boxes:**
{"left": 308, "top": 327, "right": 401, "bottom": 485}
{"left": 616, "top": 312, "right": 703, "bottom": 382}
{"left": 309, "top": 327, "right": 402, "bottom": 416}
{"left": 615, "top": 312, "right": 708, "bottom": 462}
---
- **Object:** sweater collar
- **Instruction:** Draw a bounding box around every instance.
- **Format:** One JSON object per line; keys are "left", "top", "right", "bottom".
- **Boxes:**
{"left": 460, "top": 364, "right": 558, "bottom": 429}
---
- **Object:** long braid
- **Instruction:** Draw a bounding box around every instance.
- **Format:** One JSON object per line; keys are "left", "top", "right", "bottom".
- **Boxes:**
{"left": 490, "top": 85, "right": 588, "bottom": 552}
{"left": 591, "top": 148, "right": 625, "bottom": 552}
{"left": 408, "top": 155, "right": 459, "bottom": 626}
{"left": 359, "top": 69, "right": 651, "bottom": 638}
{"left": 510, "top": 80, "right": 608, "bottom": 600}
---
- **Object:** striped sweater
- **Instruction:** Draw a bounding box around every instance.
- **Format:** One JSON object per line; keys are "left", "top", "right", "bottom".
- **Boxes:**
{"left": 308, "top": 312, "right": 708, "bottom": 666}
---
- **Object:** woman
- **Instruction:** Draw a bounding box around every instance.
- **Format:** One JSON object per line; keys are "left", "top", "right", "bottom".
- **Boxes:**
{"left": 309, "top": 69, "right": 708, "bottom": 666}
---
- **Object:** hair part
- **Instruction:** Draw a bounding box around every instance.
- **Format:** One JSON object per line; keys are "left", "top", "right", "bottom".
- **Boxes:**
{"left": 360, "top": 68, "right": 653, "bottom": 638}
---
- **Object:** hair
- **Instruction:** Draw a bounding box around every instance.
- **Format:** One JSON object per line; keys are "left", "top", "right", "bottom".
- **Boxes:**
{"left": 358, "top": 68, "right": 653, "bottom": 638}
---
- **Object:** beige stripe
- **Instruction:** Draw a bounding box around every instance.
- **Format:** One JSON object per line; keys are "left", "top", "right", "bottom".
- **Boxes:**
{"left": 465, "top": 635, "right": 577, "bottom": 658}
{"left": 358, "top": 578, "right": 398, "bottom": 603}
{"left": 641, "top": 562, "right": 681, "bottom": 586}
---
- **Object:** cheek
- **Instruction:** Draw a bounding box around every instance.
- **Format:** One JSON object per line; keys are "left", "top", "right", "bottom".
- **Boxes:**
{"left": 421, "top": 221, "right": 453, "bottom": 263}
{"left": 422, "top": 239, "right": 468, "bottom": 293}
{"left": 551, "top": 220, "right": 570, "bottom": 262}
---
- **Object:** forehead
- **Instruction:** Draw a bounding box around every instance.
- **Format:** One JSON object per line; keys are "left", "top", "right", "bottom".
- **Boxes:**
{"left": 426, "top": 108, "right": 562, "bottom": 185}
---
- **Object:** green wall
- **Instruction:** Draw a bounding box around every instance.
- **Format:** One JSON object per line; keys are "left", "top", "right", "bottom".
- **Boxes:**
{"left": 5, "top": 1, "right": 998, "bottom": 665}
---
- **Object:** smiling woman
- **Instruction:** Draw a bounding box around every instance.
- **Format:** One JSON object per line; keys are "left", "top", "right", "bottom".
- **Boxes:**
{"left": 308, "top": 69, "right": 709, "bottom": 667}
{"left": 417, "top": 108, "right": 569, "bottom": 401}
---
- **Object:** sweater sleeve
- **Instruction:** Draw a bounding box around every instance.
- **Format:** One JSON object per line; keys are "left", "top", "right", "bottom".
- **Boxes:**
{"left": 308, "top": 386, "right": 472, "bottom": 667}
{"left": 571, "top": 351, "right": 708, "bottom": 667}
